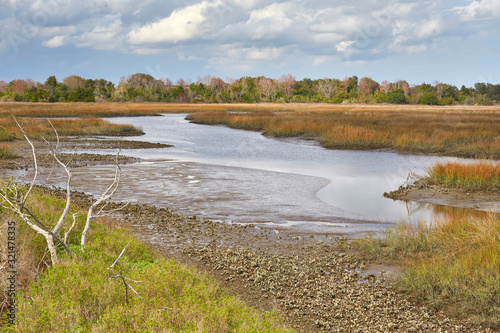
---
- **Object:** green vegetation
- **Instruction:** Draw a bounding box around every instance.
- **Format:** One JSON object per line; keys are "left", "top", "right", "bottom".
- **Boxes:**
{"left": 0, "top": 126, "right": 14, "bottom": 142}
{"left": 0, "top": 186, "right": 291, "bottom": 332}
{"left": 426, "top": 162, "right": 500, "bottom": 192}
{"left": 187, "top": 109, "right": 500, "bottom": 159}
{"left": 354, "top": 209, "right": 500, "bottom": 328}
{"left": 1, "top": 73, "right": 500, "bottom": 104}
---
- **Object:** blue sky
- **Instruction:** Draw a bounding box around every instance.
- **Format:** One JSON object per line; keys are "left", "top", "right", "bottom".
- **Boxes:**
{"left": 1, "top": 0, "right": 499, "bottom": 87}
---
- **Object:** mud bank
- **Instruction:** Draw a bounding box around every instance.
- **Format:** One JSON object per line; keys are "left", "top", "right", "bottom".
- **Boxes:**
{"left": 37, "top": 186, "right": 488, "bottom": 332}
{"left": 384, "top": 181, "right": 500, "bottom": 212}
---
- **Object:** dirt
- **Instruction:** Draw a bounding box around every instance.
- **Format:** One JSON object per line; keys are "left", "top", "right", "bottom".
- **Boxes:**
{"left": 2, "top": 138, "right": 497, "bottom": 332}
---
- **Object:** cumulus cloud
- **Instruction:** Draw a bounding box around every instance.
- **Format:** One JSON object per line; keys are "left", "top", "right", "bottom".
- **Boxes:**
{"left": 128, "top": 2, "right": 209, "bottom": 44}
{"left": 1, "top": 0, "right": 499, "bottom": 74}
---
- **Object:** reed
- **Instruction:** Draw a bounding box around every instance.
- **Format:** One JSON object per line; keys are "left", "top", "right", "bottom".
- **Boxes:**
{"left": 427, "top": 161, "right": 500, "bottom": 191}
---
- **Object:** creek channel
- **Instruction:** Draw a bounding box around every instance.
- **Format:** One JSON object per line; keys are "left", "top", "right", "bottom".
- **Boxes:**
{"left": 41, "top": 114, "right": 497, "bottom": 237}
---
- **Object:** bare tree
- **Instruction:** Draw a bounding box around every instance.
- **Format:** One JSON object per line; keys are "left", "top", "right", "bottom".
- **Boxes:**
{"left": 259, "top": 77, "right": 278, "bottom": 101}
{"left": 278, "top": 74, "right": 296, "bottom": 100}
{"left": 0, "top": 117, "right": 124, "bottom": 264}
{"left": 0, "top": 119, "right": 71, "bottom": 266}
{"left": 318, "top": 78, "right": 339, "bottom": 99}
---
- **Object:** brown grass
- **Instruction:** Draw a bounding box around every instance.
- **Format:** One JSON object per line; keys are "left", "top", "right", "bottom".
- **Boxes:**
{"left": 0, "top": 117, "right": 143, "bottom": 140}
{"left": 187, "top": 105, "right": 500, "bottom": 159}
{"left": 427, "top": 161, "right": 500, "bottom": 191}
{"left": 1, "top": 102, "right": 499, "bottom": 158}
{"left": 2, "top": 102, "right": 500, "bottom": 117}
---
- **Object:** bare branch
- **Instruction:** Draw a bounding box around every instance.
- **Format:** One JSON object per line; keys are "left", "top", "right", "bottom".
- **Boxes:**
{"left": 40, "top": 120, "right": 73, "bottom": 235}
{"left": 64, "top": 213, "right": 78, "bottom": 244}
{"left": 22, "top": 206, "right": 72, "bottom": 258}
{"left": 12, "top": 116, "right": 37, "bottom": 206}
{"left": 81, "top": 150, "right": 122, "bottom": 249}
{"left": 108, "top": 243, "right": 128, "bottom": 271}
{"left": 107, "top": 244, "right": 143, "bottom": 304}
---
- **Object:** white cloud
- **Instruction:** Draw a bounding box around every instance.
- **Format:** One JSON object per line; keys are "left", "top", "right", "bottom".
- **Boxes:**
{"left": 336, "top": 40, "right": 354, "bottom": 52}
{"left": 43, "top": 35, "right": 65, "bottom": 48}
{"left": 128, "top": 2, "right": 209, "bottom": 44}
{"left": 75, "top": 16, "right": 124, "bottom": 50}
{"left": 453, "top": 0, "right": 500, "bottom": 21}
{"left": 246, "top": 3, "right": 293, "bottom": 39}
{"left": 413, "top": 18, "right": 443, "bottom": 39}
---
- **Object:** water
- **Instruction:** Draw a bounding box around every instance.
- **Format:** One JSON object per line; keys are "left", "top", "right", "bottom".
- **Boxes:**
{"left": 37, "top": 114, "right": 497, "bottom": 236}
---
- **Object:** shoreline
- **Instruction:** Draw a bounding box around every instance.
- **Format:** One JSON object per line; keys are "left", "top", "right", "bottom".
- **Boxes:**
{"left": 1, "top": 136, "right": 496, "bottom": 331}
{"left": 384, "top": 182, "right": 500, "bottom": 212}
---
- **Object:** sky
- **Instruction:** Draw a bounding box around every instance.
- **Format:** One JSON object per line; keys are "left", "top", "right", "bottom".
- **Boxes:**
{"left": 0, "top": 0, "right": 499, "bottom": 87}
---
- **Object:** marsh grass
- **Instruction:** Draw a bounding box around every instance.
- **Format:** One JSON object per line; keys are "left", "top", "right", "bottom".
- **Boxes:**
{"left": 187, "top": 108, "right": 500, "bottom": 159}
{"left": 0, "top": 102, "right": 165, "bottom": 117}
{"left": 355, "top": 209, "right": 500, "bottom": 328}
{"left": 0, "top": 186, "right": 291, "bottom": 332}
{"left": 427, "top": 161, "right": 500, "bottom": 191}
{"left": 0, "top": 144, "right": 17, "bottom": 159}
{"left": 0, "top": 117, "right": 143, "bottom": 140}
{"left": 0, "top": 127, "right": 14, "bottom": 142}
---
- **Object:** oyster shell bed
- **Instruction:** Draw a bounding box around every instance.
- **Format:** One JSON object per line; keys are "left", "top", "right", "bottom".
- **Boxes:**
{"left": 45, "top": 187, "right": 489, "bottom": 333}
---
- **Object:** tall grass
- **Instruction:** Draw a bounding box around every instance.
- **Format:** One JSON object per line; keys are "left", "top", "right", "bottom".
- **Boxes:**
{"left": 0, "top": 186, "right": 291, "bottom": 332}
{"left": 187, "top": 108, "right": 500, "bottom": 159}
{"left": 355, "top": 210, "right": 500, "bottom": 328}
{"left": 427, "top": 161, "right": 500, "bottom": 191}
{"left": 0, "top": 117, "right": 143, "bottom": 139}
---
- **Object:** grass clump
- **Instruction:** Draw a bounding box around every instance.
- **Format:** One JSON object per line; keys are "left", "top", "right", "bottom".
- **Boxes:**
{"left": 0, "top": 144, "right": 17, "bottom": 159}
{"left": 0, "top": 126, "right": 14, "bottom": 142}
{"left": 427, "top": 161, "right": 500, "bottom": 192}
{"left": 0, "top": 186, "right": 291, "bottom": 332}
{"left": 354, "top": 210, "right": 500, "bottom": 328}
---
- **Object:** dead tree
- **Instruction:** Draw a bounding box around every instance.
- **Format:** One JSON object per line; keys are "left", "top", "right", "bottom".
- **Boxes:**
{"left": 81, "top": 149, "right": 123, "bottom": 250}
{"left": 0, "top": 118, "right": 71, "bottom": 266}
{"left": 0, "top": 117, "right": 124, "bottom": 264}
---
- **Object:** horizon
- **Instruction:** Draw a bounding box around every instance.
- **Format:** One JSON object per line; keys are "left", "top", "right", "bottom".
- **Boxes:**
{"left": 1, "top": 1, "right": 499, "bottom": 87}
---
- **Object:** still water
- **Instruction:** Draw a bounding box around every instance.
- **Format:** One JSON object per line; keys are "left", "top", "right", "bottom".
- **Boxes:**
{"left": 44, "top": 114, "right": 496, "bottom": 236}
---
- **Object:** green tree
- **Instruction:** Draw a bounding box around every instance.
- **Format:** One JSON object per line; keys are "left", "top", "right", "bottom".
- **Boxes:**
{"left": 419, "top": 92, "right": 439, "bottom": 105}
{"left": 387, "top": 89, "right": 407, "bottom": 104}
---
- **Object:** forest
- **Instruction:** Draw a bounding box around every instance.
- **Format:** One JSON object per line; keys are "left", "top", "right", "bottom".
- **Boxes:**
{"left": 1, "top": 73, "right": 500, "bottom": 105}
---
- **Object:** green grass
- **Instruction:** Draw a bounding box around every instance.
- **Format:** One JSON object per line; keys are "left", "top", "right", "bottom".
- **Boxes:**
{"left": 354, "top": 209, "right": 500, "bottom": 328}
{"left": 0, "top": 187, "right": 292, "bottom": 332}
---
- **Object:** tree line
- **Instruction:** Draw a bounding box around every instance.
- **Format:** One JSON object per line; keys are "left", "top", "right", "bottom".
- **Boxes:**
{"left": 1, "top": 73, "right": 499, "bottom": 105}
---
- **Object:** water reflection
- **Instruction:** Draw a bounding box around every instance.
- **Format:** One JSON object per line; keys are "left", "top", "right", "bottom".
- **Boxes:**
{"left": 31, "top": 114, "right": 498, "bottom": 236}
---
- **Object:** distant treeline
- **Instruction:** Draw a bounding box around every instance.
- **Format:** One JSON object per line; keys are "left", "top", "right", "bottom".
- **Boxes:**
{"left": 1, "top": 73, "right": 500, "bottom": 105}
